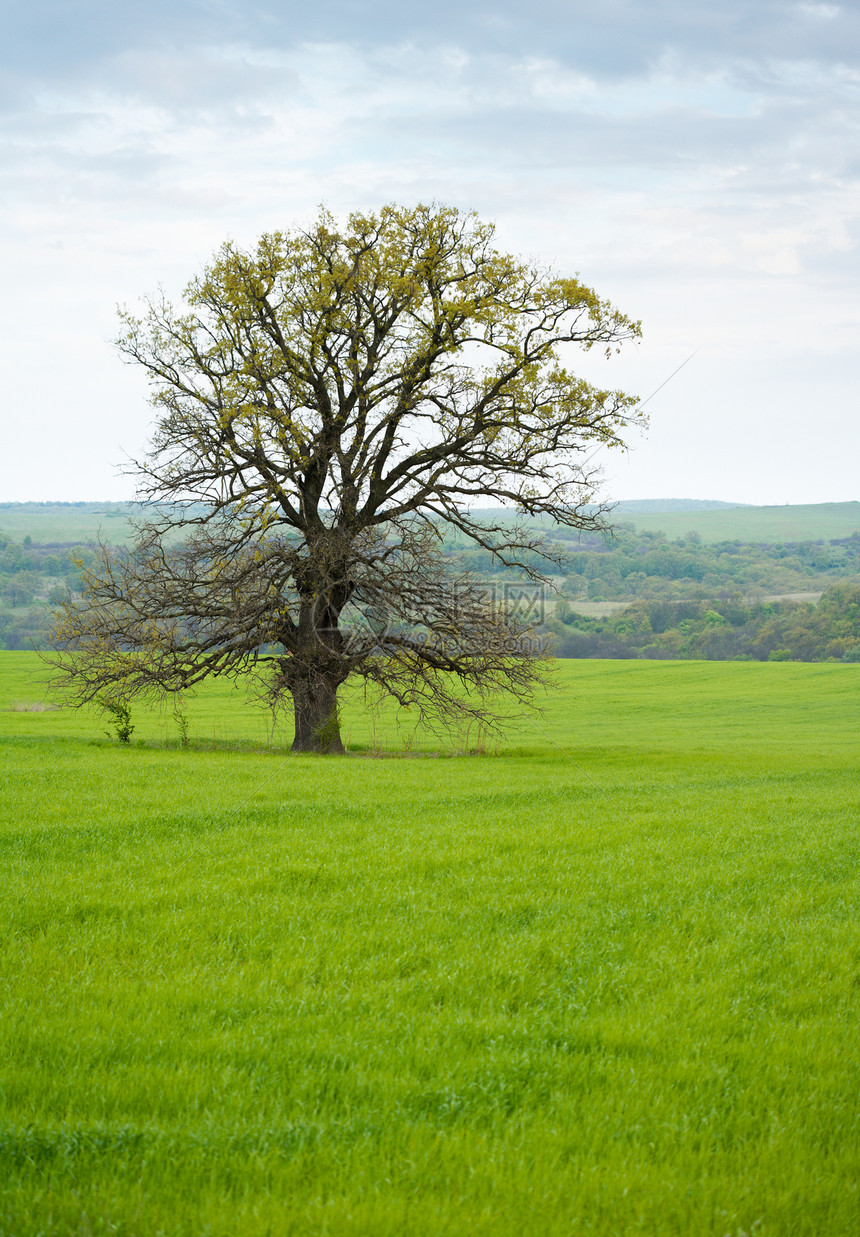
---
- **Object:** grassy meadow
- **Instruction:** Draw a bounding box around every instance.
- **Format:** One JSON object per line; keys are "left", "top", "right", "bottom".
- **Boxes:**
{"left": 3, "top": 498, "right": 860, "bottom": 547}
{"left": 1, "top": 653, "right": 859, "bottom": 1235}
{"left": 625, "top": 500, "right": 860, "bottom": 543}
{"left": 0, "top": 504, "right": 140, "bottom": 546}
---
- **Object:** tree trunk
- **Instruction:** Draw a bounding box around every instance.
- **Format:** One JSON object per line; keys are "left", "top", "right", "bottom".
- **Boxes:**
{"left": 290, "top": 671, "right": 345, "bottom": 754}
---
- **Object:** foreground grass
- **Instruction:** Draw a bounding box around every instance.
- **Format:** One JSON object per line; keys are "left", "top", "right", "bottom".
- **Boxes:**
{"left": 1, "top": 654, "right": 859, "bottom": 1235}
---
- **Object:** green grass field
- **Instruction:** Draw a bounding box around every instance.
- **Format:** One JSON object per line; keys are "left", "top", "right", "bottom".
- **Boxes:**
{"left": 2, "top": 499, "right": 860, "bottom": 547}
{"left": 1, "top": 654, "right": 859, "bottom": 1235}
{"left": 0, "top": 504, "right": 140, "bottom": 545}
{"left": 625, "top": 500, "right": 860, "bottom": 543}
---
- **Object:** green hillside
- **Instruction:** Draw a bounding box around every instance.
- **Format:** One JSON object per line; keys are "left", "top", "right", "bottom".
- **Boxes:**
{"left": 0, "top": 502, "right": 140, "bottom": 544}
{"left": 2, "top": 500, "right": 858, "bottom": 546}
{"left": 5, "top": 499, "right": 860, "bottom": 544}
{"left": 624, "top": 501, "right": 860, "bottom": 543}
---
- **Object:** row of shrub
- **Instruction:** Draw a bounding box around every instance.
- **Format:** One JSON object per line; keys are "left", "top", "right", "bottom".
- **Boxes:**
{"left": 2, "top": 529, "right": 859, "bottom": 661}
{"left": 544, "top": 583, "right": 860, "bottom": 662}
{"left": 456, "top": 525, "right": 860, "bottom": 601}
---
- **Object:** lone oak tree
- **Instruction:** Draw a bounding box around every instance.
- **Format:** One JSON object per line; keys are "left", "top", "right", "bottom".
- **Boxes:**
{"left": 49, "top": 204, "right": 643, "bottom": 752}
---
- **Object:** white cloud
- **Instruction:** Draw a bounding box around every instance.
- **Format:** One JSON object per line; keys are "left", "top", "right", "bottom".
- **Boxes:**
{"left": 795, "top": 4, "right": 841, "bottom": 19}
{"left": 0, "top": 6, "right": 858, "bottom": 503}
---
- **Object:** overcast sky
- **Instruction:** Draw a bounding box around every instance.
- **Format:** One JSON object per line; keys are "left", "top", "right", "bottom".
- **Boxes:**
{"left": 2, "top": 0, "right": 858, "bottom": 505}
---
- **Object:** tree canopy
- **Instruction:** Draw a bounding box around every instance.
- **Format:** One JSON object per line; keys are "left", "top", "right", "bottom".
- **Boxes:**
{"left": 49, "top": 203, "right": 643, "bottom": 751}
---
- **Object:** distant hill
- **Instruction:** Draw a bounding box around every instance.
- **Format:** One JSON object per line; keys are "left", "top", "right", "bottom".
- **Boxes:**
{"left": 609, "top": 499, "right": 746, "bottom": 515}
{"left": 0, "top": 502, "right": 199, "bottom": 545}
{"left": 620, "top": 501, "right": 860, "bottom": 544}
{"left": 1, "top": 499, "right": 858, "bottom": 546}
{"left": 0, "top": 502, "right": 140, "bottom": 544}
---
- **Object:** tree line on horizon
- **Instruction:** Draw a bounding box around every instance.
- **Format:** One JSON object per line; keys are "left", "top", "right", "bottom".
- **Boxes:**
{"left": 2, "top": 525, "right": 859, "bottom": 663}
{"left": 547, "top": 584, "right": 860, "bottom": 663}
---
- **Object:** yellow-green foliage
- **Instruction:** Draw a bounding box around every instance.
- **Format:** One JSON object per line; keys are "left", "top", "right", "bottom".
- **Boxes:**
{"left": 1, "top": 654, "right": 858, "bottom": 1235}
